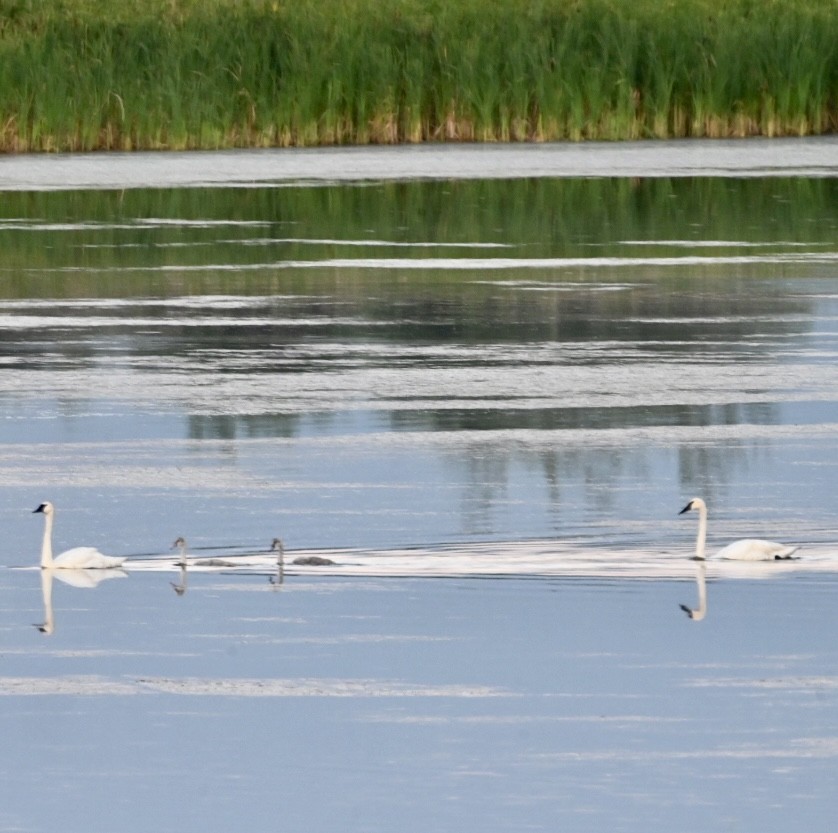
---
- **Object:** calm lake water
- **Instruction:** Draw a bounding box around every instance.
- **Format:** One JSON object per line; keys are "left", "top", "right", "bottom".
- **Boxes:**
{"left": 1, "top": 141, "right": 838, "bottom": 832}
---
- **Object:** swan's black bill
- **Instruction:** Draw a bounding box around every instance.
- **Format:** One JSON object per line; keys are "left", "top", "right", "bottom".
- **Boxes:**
{"left": 678, "top": 501, "right": 694, "bottom": 515}
{"left": 33, "top": 503, "right": 47, "bottom": 514}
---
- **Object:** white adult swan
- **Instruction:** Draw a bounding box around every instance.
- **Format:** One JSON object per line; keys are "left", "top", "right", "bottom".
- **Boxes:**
{"left": 678, "top": 497, "right": 799, "bottom": 561}
{"left": 33, "top": 501, "right": 126, "bottom": 569}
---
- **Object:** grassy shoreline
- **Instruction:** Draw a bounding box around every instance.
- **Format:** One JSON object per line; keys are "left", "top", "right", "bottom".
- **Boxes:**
{"left": 1, "top": 0, "right": 837, "bottom": 152}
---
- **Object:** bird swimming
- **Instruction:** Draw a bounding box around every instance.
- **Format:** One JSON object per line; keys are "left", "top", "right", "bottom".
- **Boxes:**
{"left": 678, "top": 497, "right": 799, "bottom": 561}
{"left": 33, "top": 501, "right": 126, "bottom": 569}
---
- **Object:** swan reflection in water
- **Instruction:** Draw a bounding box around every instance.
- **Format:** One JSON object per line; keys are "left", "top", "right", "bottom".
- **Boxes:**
{"left": 679, "top": 560, "right": 708, "bottom": 622}
{"left": 36, "top": 566, "right": 127, "bottom": 635}
{"left": 170, "top": 536, "right": 189, "bottom": 596}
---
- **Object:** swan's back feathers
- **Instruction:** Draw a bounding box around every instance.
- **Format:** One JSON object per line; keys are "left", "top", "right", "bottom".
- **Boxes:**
{"left": 714, "top": 538, "right": 799, "bottom": 561}
{"left": 52, "top": 546, "right": 126, "bottom": 569}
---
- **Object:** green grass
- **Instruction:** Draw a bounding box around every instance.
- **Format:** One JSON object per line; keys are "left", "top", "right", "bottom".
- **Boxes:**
{"left": 0, "top": 0, "right": 836, "bottom": 151}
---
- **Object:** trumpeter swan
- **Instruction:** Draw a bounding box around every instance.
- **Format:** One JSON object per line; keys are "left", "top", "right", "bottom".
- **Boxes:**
{"left": 33, "top": 501, "right": 126, "bottom": 569}
{"left": 679, "top": 497, "right": 798, "bottom": 561}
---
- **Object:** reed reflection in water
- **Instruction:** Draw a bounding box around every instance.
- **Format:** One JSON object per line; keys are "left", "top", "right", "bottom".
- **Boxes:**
{"left": 0, "top": 175, "right": 837, "bottom": 552}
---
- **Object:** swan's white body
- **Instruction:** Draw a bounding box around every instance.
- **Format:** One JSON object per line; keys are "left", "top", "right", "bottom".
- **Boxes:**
{"left": 679, "top": 497, "right": 798, "bottom": 561}
{"left": 34, "top": 502, "right": 126, "bottom": 569}
{"left": 713, "top": 538, "right": 798, "bottom": 561}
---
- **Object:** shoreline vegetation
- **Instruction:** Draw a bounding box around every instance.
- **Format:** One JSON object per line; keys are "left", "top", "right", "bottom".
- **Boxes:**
{"left": 1, "top": 0, "right": 837, "bottom": 152}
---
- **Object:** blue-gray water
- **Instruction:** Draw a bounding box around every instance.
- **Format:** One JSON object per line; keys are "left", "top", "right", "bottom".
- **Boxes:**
{"left": 1, "top": 141, "right": 838, "bottom": 832}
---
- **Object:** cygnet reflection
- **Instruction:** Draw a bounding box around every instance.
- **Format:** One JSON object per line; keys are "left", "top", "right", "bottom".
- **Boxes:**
{"left": 170, "top": 536, "right": 189, "bottom": 596}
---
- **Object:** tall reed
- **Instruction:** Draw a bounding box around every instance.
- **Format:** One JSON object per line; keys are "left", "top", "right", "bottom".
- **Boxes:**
{"left": 0, "top": 0, "right": 836, "bottom": 151}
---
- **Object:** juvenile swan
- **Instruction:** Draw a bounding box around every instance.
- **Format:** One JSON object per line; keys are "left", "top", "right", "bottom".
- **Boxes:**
{"left": 33, "top": 501, "right": 126, "bottom": 569}
{"left": 678, "top": 497, "right": 798, "bottom": 561}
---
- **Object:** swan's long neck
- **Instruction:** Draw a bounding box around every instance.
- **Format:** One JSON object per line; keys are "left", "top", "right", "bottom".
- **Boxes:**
{"left": 695, "top": 502, "right": 707, "bottom": 560}
{"left": 40, "top": 511, "right": 54, "bottom": 568}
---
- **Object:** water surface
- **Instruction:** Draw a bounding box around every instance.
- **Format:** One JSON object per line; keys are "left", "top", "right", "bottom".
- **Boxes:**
{"left": 1, "top": 136, "right": 837, "bottom": 189}
{"left": 1, "top": 144, "right": 838, "bottom": 832}
{"left": 2, "top": 175, "right": 838, "bottom": 550}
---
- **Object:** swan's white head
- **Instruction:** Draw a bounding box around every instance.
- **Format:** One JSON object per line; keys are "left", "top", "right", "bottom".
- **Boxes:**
{"left": 33, "top": 501, "right": 55, "bottom": 517}
{"left": 171, "top": 536, "right": 186, "bottom": 550}
{"left": 270, "top": 538, "right": 284, "bottom": 553}
{"left": 679, "top": 497, "right": 705, "bottom": 515}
